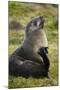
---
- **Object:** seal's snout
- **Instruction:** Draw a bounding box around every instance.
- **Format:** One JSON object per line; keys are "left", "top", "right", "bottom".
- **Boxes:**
{"left": 39, "top": 16, "right": 44, "bottom": 23}
{"left": 38, "top": 16, "right": 44, "bottom": 28}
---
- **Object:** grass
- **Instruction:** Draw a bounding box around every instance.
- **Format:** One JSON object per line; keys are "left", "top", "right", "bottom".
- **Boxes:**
{"left": 9, "top": 76, "right": 57, "bottom": 88}
{"left": 8, "top": 1, "right": 58, "bottom": 89}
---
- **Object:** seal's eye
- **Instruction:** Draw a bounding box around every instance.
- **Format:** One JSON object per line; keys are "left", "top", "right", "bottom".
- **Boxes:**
{"left": 34, "top": 21, "right": 37, "bottom": 26}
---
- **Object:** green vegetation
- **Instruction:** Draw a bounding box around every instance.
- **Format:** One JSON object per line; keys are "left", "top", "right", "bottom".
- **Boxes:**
{"left": 8, "top": 1, "right": 58, "bottom": 88}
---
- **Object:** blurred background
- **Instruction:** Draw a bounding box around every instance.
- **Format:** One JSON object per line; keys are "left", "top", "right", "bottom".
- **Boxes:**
{"left": 8, "top": 1, "right": 58, "bottom": 89}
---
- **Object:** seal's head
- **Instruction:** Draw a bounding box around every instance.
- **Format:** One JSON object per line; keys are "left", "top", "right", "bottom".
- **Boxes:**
{"left": 26, "top": 16, "right": 44, "bottom": 36}
{"left": 31, "top": 16, "right": 44, "bottom": 29}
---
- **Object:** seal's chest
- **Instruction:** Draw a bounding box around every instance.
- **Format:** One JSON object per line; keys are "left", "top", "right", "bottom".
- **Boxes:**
{"left": 31, "top": 30, "right": 48, "bottom": 51}
{"left": 28, "top": 30, "right": 48, "bottom": 52}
